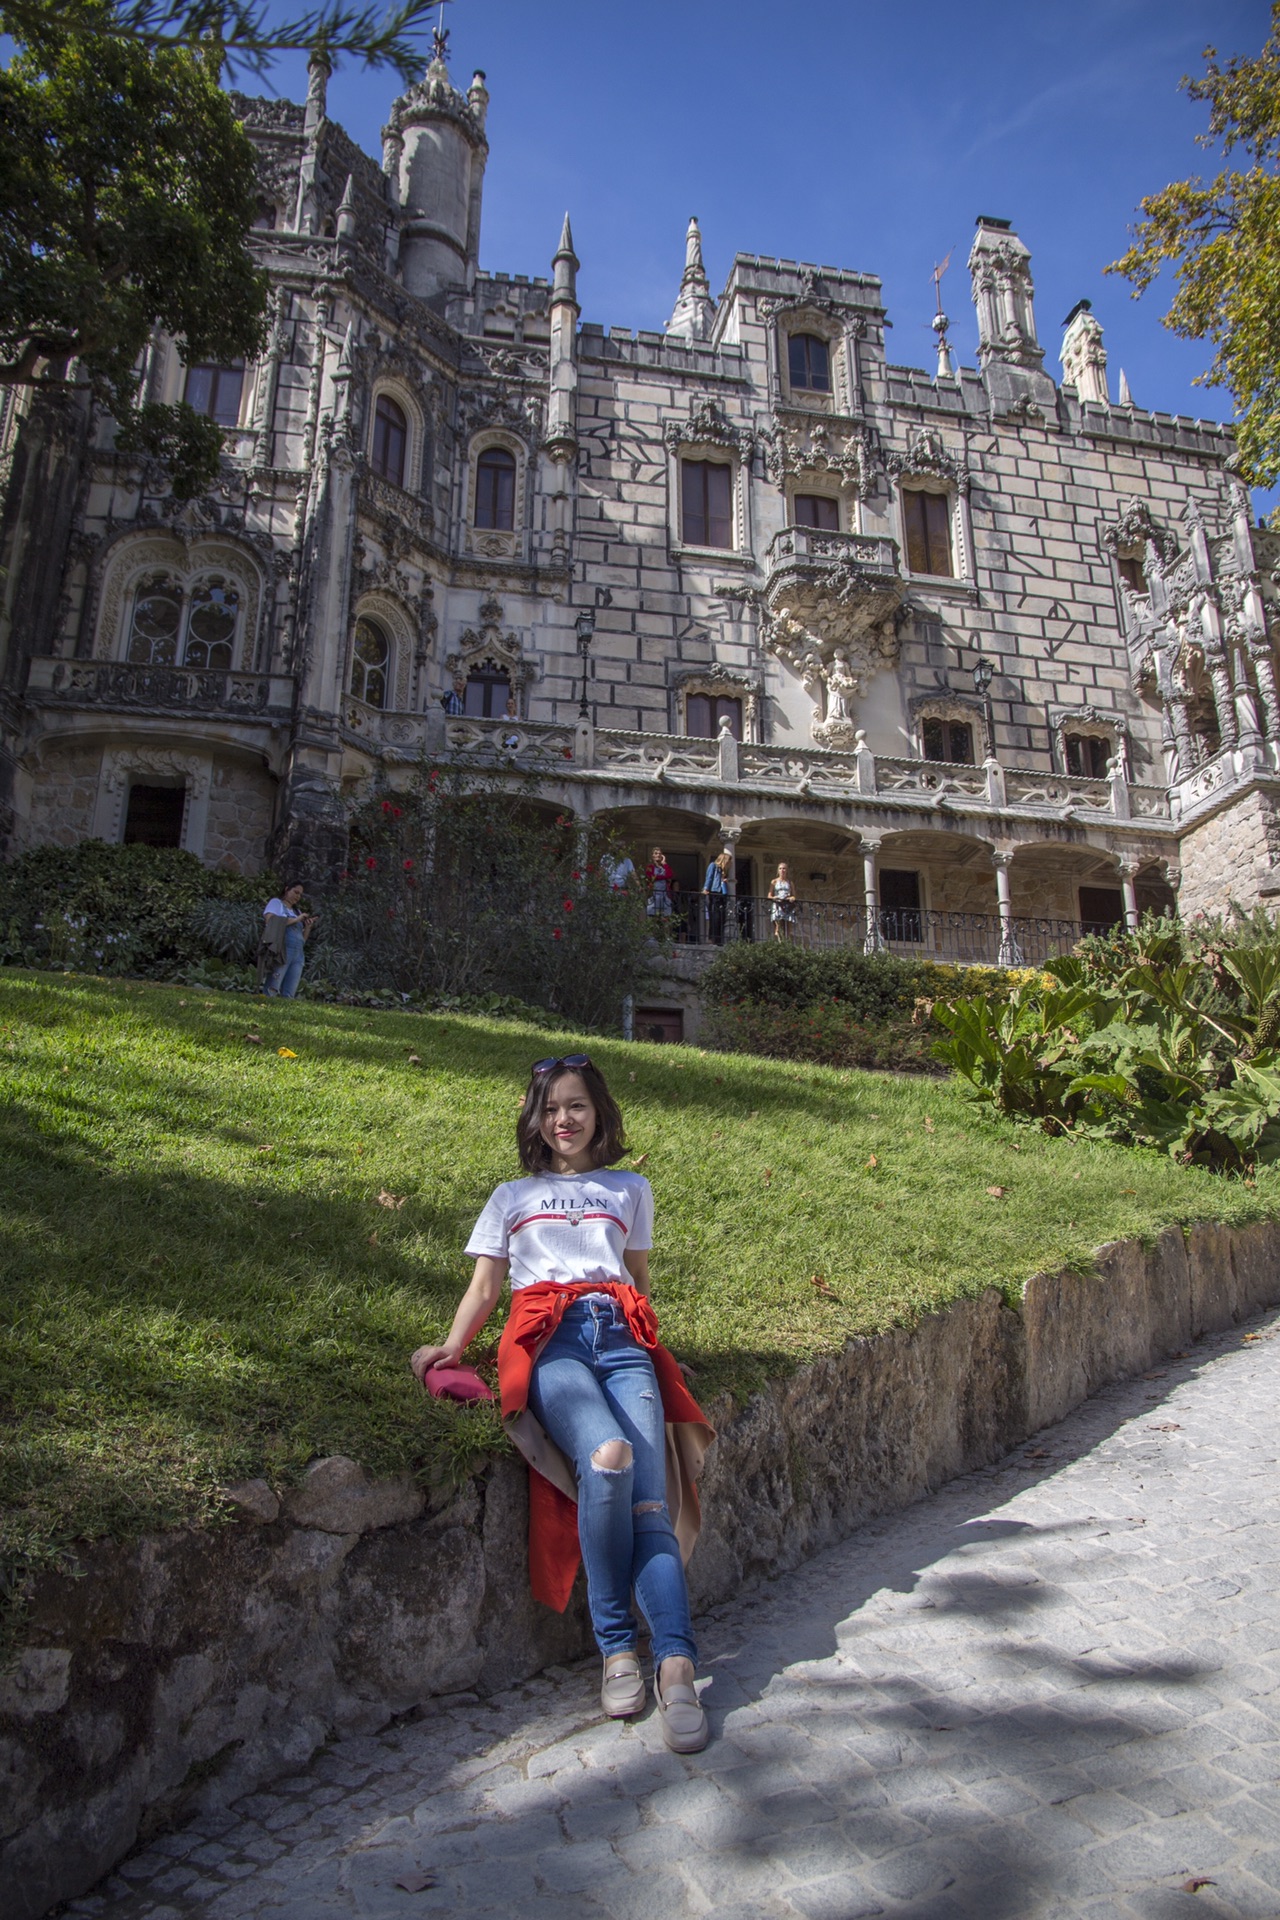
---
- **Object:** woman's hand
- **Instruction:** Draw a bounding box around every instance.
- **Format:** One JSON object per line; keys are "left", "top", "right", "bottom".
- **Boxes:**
{"left": 410, "top": 1343, "right": 461, "bottom": 1384}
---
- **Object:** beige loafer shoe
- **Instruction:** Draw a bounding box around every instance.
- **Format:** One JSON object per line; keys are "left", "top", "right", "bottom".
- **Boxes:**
{"left": 601, "top": 1652, "right": 646, "bottom": 1718}
{"left": 654, "top": 1673, "right": 709, "bottom": 1753}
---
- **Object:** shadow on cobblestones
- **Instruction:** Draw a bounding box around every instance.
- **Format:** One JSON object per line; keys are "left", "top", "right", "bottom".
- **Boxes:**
{"left": 71, "top": 1318, "right": 1280, "bottom": 1920}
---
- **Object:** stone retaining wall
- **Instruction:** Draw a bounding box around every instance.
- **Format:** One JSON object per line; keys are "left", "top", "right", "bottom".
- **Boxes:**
{"left": 4, "top": 1219, "right": 1279, "bottom": 1920}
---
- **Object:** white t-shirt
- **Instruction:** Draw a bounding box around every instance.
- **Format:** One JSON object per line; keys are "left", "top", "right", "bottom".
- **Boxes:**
{"left": 263, "top": 897, "right": 294, "bottom": 918}
{"left": 465, "top": 1171, "right": 654, "bottom": 1291}
{"left": 603, "top": 856, "right": 636, "bottom": 890}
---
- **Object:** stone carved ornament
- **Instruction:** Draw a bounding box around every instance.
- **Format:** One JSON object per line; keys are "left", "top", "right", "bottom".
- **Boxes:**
{"left": 761, "top": 554, "right": 904, "bottom": 749}
{"left": 445, "top": 594, "right": 536, "bottom": 694}
{"left": 766, "top": 415, "right": 875, "bottom": 496}
{"left": 1101, "top": 498, "right": 1179, "bottom": 569}
{"left": 663, "top": 395, "right": 755, "bottom": 462}
{"left": 884, "top": 424, "right": 973, "bottom": 497}
{"left": 457, "top": 384, "right": 543, "bottom": 449}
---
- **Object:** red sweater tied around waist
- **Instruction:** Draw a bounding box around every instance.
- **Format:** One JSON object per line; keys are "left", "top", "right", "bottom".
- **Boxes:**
{"left": 497, "top": 1279, "right": 714, "bottom": 1611}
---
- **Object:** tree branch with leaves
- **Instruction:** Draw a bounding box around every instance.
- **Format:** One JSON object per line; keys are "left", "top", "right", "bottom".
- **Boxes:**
{"left": 1108, "top": 4, "right": 1280, "bottom": 489}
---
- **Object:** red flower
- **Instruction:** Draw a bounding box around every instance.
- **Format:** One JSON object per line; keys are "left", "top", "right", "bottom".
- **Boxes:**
{"left": 339, "top": 870, "right": 350, "bottom": 880}
{"left": 392, "top": 806, "right": 402, "bottom": 819}
{"left": 381, "top": 800, "right": 392, "bottom": 815}
{"left": 365, "top": 856, "right": 377, "bottom": 870}
{"left": 563, "top": 899, "right": 574, "bottom": 913}
{"left": 428, "top": 768, "right": 439, "bottom": 780}
{"left": 403, "top": 858, "right": 414, "bottom": 870}
{"left": 571, "top": 870, "right": 581, "bottom": 880}
{"left": 552, "top": 928, "right": 562, "bottom": 941}
{"left": 387, "top": 908, "right": 396, "bottom": 919}
{"left": 555, "top": 814, "right": 568, "bottom": 827}
{"left": 562, "top": 747, "right": 573, "bottom": 760}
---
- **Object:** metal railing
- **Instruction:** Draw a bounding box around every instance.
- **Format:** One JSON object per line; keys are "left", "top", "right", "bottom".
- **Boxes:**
{"left": 662, "top": 893, "right": 1104, "bottom": 967}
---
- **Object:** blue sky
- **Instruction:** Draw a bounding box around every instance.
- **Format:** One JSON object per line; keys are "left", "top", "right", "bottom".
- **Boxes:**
{"left": 273, "top": 0, "right": 1267, "bottom": 489}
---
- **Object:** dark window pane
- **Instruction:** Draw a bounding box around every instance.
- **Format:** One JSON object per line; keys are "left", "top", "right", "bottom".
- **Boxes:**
{"left": 184, "top": 578, "right": 239, "bottom": 670}
{"left": 1117, "top": 553, "right": 1147, "bottom": 593}
{"left": 1066, "top": 733, "right": 1111, "bottom": 778}
{"left": 922, "top": 718, "right": 944, "bottom": 761}
{"left": 464, "top": 667, "right": 510, "bottom": 717}
{"left": 351, "top": 617, "right": 390, "bottom": 708}
{"left": 948, "top": 721, "right": 974, "bottom": 765}
{"left": 475, "top": 448, "right": 516, "bottom": 529}
{"left": 1079, "top": 886, "right": 1123, "bottom": 935}
{"left": 681, "top": 460, "right": 733, "bottom": 549}
{"left": 371, "top": 395, "right": 407, "bottom": 486}
{"left": 794, "top": 494, "right": 839, "bottom": 531}
{"left": 788, "top": 333, "right": 830, "bottom": 392}
{"left": 879, "top": 867, "right": 922, "bottom": 943}
{"left": 124, "top": 784, "right": 185, "bottom": 847}
{"left": 127, "top": 575, "right": 183, "bottom": 665}
{"left": 686, "top": 693, "right": 712, "bottom": 737}
{"left": 184, "top": 363, "right": 243, "bottom": 427}
{"left": 903, "top": 489, "right": 954, "bottom": 575}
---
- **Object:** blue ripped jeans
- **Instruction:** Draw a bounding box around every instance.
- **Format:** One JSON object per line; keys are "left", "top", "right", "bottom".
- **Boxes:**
{"left": 267, "top": 926, "right": 305, "bottom": 999}
{"left": 529, "top": 1294, "right": 697, "bottom": 1666}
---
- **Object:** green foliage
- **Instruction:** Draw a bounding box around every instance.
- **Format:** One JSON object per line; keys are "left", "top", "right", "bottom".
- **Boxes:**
{"left": 312, "top": 764, "right": 661, "bottom": 1031}
{"left": 0, "top": 9, "right": 268, "bottom": 497}
{"left": 1106, "top": 3, "right": 1280, "bottom": 486}
{"left": 3, "top": 973, "right": 1275, "bottom": 1634}
{"left": 0, "top": 840, "right": 263, "bottom": 978}
{"left": 702, "top": 998, "right": 940, "bottom": 1074}
{"left": 934, "top": 914, "right": 1280, "bottom": 1173}
{"left": 0, "top": 0, "right": 440, "bottom": 82}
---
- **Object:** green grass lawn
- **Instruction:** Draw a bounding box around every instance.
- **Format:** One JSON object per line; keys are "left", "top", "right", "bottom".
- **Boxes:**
{"left": 3, "top": 969, "right": 1278, "bottom": 1612}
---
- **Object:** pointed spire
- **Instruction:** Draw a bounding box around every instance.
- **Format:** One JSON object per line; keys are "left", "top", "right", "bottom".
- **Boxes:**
{"left": 666, "top": 215, "right": 716, "bottom": 342}
{"left": 551, "top": 211, "right": 579, "bottom": 307}
{"left": 336, "top": 173, "right": 358, "bottom": 243}
{"left": 1118, "top": 368, "right": 1135, "bottom": 408}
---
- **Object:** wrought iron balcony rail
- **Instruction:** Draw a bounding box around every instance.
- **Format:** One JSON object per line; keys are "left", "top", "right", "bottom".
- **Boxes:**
{"left": 664, "top": 893, "right": 1106, "bottom": 968}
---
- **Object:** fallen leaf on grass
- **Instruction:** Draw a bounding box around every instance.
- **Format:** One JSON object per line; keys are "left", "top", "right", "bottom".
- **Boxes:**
{"left": 923, "top": 1116, "right": 935, "bottom": 1133}
{"left": 244, "top": 1033, "right": 262, "bottom": 1045}
{"left": 252, "top": 1199, "right": 267, "bottom": 1208}
{"left": 377, "top": 1189, "right": 406, "bottom": 1210}
{"left": 810, "top": 1273, "right": 838, "bottom": 1299}
{"left": 865, "top": 1155, "right": 878, "bottom": 1170}
{"left": 290, "top": 1230, "right": 304, "bottom": 1240}
{"left": 631, "top": 1152, "right": 649, "bottom": 1167}
{"left": 1181, "top": 1879, "right": 1216, "bottom": 1894}
{"left": 985, "top": 1185, "right": 1008, "bottom": 1198}
{"left": 1121, "top": 1188, "right": 1137, "bottom": 1195}
{"left": 628, "top": 1072, "right": 635, "bottom": 1081}
{"left": 278, "top": 1048, "right": 297, "bottom": 1059}
{"left": 407, "top": 1054, "right": 421, "bottom": 1066}
{"left": 202, "top": 1002, "right": 216, "bottom": 1009}
{"left": 257, "top": 1146, "right": 274, "bottom": 1156}
{"left": 394, "top": 1872, "right": 436, "bottom": 1893}
{"left": 762, "top": 1167, "right": 773, "bottom": 1185}
{"left": 368, "top": 1231, "right": 379, "bottom": 1246}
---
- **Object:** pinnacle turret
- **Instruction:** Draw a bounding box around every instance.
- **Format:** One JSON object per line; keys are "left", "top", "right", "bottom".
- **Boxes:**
{"left": 665, "top": 216, "right": 716, "bottom": 342}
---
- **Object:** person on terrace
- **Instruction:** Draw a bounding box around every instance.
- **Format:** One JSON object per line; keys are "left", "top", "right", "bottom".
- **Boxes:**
{"left": 768, "top": 860, "right": 797, "bottom": 940}
{"left": 410, "top": 1055, "right": 713, "bottom": 1752}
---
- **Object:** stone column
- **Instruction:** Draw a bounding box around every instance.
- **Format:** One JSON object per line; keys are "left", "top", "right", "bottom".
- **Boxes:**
{"left": 1168, "top": 694, "right": 1196, "bottom": 776}
{"left": 1250, "top": 642, "right": 1280, "bottom": 761}
{"left": 1207, "top": 649, "right": 1238, "bottom": 752}
{"left": 1116, "top": 858, "right": 1140, "bottom": 932}
{"left": 861, "top": 836, "right": 883, "bottom": 953}
{"left": 992, "top": 849, "right": 1024, "bottom": 967}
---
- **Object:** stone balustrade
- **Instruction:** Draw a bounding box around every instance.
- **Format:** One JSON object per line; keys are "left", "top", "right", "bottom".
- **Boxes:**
{"left": 25, "top": 657, "right": 295, "bottom": 718}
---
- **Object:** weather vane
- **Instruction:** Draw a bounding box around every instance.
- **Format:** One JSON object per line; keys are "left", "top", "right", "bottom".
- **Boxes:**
{"left": 931, "top": 250, "right": 955, "bottom": 380}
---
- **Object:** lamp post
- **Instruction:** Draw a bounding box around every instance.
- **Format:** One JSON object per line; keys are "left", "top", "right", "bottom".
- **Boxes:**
{"left": 574, "top": 609, "right": 594, "bottom": 719}
{"left": 972, "top": 655, "right": 996, "bottom": 757}
{"left": 574, "top": 588, "right": 613, "bottom": 721}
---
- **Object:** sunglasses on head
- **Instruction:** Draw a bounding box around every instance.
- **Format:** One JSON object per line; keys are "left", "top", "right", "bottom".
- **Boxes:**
{"left": 531, "top": 1053, "right": 592, "bottom": 1076}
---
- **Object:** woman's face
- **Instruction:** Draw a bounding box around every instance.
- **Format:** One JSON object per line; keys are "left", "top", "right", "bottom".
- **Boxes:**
{"left": 284, "top": 884, "right": 305, "bottom": 907}
{"left": 652, "top": 847, "right": 664, "bottom": 865}
{"left": 540, "top": 1071, "right": 598, "bottom": 1172}
{"left": 777, "top": 863, "right": 789, "bottom": 880}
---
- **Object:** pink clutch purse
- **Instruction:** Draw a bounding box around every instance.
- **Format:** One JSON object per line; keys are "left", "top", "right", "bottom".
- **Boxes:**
{"left": 423, "top": 1364, "right": 494, "bottom": 1403}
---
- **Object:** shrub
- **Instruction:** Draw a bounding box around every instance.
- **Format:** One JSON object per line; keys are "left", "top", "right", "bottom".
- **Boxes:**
{"left": 702, "top": 998, "right": 941, "bottom": 1073}
{"left": 310, "top": 765, "right": 662, "bottom": 1031}
{"left": 933, "top": 913, "right": 1280, "bottom": 1173}
{"left": 697, "top": 939, "right": 1026, "bottom": 1022}
{"left": 0, "top": 842, "right": 265, "bottom": 979}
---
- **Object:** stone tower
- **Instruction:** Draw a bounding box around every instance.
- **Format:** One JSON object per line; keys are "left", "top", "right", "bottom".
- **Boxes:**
{"left": 384, "top": 58, "right": 489, "bottom": 298}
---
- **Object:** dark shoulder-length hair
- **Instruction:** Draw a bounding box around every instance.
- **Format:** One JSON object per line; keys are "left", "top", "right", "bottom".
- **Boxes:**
{"left": 516, "top": 1060, "right": 628, "bottom": 1173}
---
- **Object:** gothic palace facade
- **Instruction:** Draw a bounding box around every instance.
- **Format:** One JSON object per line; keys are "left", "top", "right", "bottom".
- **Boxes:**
{"left": 3, "top": 48, "right": 1280, "bottom": 985}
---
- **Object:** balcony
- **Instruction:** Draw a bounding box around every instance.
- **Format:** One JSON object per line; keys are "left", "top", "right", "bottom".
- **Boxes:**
{"left": 667, "top": 894, "right": 1113, "bottom": 969}
{"left": 25, "top": 657, "right": 295, "bottom": 720}
{"left": 761, "top": 528, "right": 906, "bottom": 749}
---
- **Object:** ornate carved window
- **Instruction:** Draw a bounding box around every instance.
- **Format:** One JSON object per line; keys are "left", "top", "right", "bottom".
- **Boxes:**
{"left": 902, "top": 488, "right": 955, "bottom": 578}
{"left": 125, "top": 572, "right": 241, "bottom": 670}
{"left": 475, "top": 446, "right": 516, "bottom": 530}
{"left": 183, "top": 362, "right": 244, "bottom": 427}
{"left": 1116, "top": 551, "right": 1147, "bottom": 594}
{"left": 686, "top": 693, "right": 742, "bottom": 740}
{"left": 1064, "top": 732, "right": 1112, "bottom": 778}
{"left": 350, "top": 617, "right": 390, "bottom": 709}
{"left": 922, "top": 717, "right": 975, "bottom": 765}
{"left": 371, "top": 395, "right": 408, "bottom": 487}
{"left": 680, "top": 460, "right": 733, "bottom": 549}
{"left": 788, "top": 333, "right": 831, "bottom": 394}
{"left": 793, "top": 493, "right": 840, "bottom": 531}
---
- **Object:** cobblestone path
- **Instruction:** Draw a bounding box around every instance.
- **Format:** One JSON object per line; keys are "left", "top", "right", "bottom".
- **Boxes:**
{"left": 70, "top": 1311, "right": 1280, "bottom": 1920}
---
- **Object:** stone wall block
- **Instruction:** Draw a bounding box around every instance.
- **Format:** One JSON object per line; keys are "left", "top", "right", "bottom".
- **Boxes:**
{"left": 281, "top": 1455, "right": 425, "bottom": 1533}
{"left": 332, "top": 1521, "right": 486, "bottom": 1724}
{"left": 474, "top": 1457, "right": 593, "bottom": 1693}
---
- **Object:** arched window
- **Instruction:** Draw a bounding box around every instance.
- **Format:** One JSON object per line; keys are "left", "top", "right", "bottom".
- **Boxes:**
{"left": 350, "top": 617, "right": 390, "bottom": 708}
{"left": 184, "top": 362, "right": 244, "bottom": 427}
{"left": 464, "top": 664, "right": 511, "bottom": 718}
{"left": 127, "top": 574, "right": 183, "bottom": 666}
{"left": 475, "top": 447, "right": 516, "bottom": 530}
{"left": 184, "top": 578, "right": 239, "bottom": 670}
{"left": 371, "top": 395, "right": 408, "bottom": 487}
{"left": 788, "top": 333, "right": 830, "bottom": 393}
